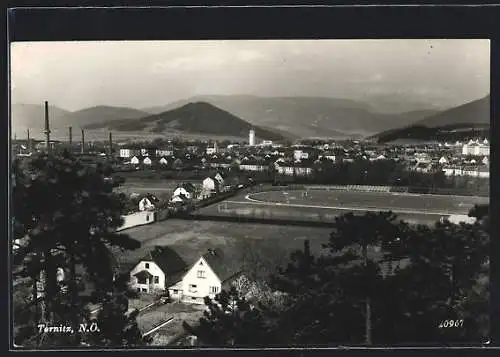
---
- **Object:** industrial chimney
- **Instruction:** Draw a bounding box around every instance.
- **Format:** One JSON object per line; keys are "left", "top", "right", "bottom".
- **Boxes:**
{"left": 69, "top": 126, "right": 73, "bottom": 145}
{"left": 44, "top": 101, "right": 51, "bottom": 153}
{"left": 27, "top": 128, "right": 31, "bottom": 152}
{"left": 81, "top": 129, "right": 85, "bottom": 154}
{"left": 109, "top": 132, "right": 113, "bottom": 157}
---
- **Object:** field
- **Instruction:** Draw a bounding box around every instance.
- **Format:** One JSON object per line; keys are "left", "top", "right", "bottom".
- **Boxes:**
{"left": 243, "top": 189, "right": 488, "bottom": 213}
{"left": 117, "top": 178, "right": 201, "bottom": 198}
{"left": 196, "top": 187, "right": 488, "bottom": 226}
{"left": 112, "top": 218, "right": 333, "bottom": 273}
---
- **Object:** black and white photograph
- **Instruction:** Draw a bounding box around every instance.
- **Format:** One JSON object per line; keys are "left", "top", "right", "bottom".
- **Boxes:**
{"left": 10, "top": 39, "right": 490, "bottom": 348}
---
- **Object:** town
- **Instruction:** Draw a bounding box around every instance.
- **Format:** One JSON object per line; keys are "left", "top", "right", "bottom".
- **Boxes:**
{"left": 11, "top": 39, "right": 490, "bottom": 349}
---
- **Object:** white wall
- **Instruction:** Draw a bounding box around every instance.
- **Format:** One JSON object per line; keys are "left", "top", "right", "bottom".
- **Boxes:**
{"left": 203, "top": 178, "right": 216, "bottom": 191}
{"left": 181, "top": 257, "right": 221, "bottom": 304}
{"left": 173, "top": 187, "right": 192, "bottom": 199}
{"left": 129, "top": 261, "right": 166, "bottom": 293}
{"left": 117, "top": 211, "right": 155, "bottom": 231}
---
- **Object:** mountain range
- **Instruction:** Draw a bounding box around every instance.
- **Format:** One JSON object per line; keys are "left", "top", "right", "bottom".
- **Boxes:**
{"left": 371, "top": 95, "right": 490, "bottom": 143}
{"left": 85, "top": 102, "right": 287, "bottom": 141}
{"left": 11, "top": 95, "right": 489, "bottom": 142}
{"left": 140, "top": 95, "right": 440, "bottom": 138}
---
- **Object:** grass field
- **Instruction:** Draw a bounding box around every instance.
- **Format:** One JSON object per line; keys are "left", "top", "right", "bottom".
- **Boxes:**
{"left": 245, "top": 189, "right": 489, "bottom": 214}
{"left": 112, "top": 219, "right": 333, "bottom": 275}
{"left": 193, "top": 187, "right": 489, "bottom": 226}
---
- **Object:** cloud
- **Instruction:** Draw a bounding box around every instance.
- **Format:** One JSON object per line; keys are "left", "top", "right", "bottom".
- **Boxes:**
{"left": 150, "top": 54, "right": 228, "bottom": 73}
{"left": 236, "top": 50, "right": 267, "bottom": 63}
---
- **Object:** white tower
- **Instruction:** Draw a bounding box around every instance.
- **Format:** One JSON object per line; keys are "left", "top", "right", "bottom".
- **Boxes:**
{"left": 249, "top": 129, "right": 255, "bottom": 146}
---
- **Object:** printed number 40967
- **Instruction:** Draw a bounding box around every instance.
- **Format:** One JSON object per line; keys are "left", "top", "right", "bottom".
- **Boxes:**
{"left": 439, "top": 320, "right": 464, "bottom": 328}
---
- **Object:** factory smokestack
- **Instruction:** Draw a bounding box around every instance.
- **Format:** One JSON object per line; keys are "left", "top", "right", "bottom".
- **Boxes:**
{"left": 109, "top": 132, "right": 113, "bottom": 157}
{"left": 69, "top": 126, "right": 73, "bottom": 145}
{"left": 81, "top": 129, "right": 85, "bottom": 154}
{"left": 44, "top": 101, "right": 51, "bottom": 153}
{"left": 27, "top": 128, "right": 30, "bottom": 152}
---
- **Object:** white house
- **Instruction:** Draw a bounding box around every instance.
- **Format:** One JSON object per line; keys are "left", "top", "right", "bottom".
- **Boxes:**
{"left": 172, "top": 183, "right": 197, "bottom": 201}
{"left": 159, "top": 157, "right": 169, "bottom": 165}
{"left": 130, "top": 156, "right": 140, "bottom": 165}
{"left": 168, "top": 248, "right": 242, "bottom": 304}
{"left": 202, "top": 177, "right": 218, "bottom": 193}
{"left": 482, "top": 156, "right": 489, "bottom": 166}
{"left": 438, "top": 156, "right": 448, "bottom": 164}
{"left": 143, "top": 157, "right": 152, "bottom": 165}
{"left": 138, "top": 194, "right": 159, "bottom": 211}
{"left": 129, "top": 246, "right": 188, "bottom": 294}
{"left": 293, "top": 150, "right": 309, "bottom": 162}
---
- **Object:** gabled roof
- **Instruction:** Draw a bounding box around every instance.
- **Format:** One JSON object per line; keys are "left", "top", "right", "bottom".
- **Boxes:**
{"left": 142, "top": 193, "right": 159, "bottom": 203}
{"left": 201, "top": 248, "right": 241, "bottom": 283}
{"left": 140, "top": 246, "right": 188, "bottom": 275}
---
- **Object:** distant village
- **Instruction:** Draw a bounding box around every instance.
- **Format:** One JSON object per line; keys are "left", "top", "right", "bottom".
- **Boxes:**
{"left": 13, "top": 127, "right": 490, "bottom": 182}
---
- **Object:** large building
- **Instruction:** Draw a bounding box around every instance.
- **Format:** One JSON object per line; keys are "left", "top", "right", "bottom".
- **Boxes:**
{"left": 462, "top": 139, "right": 490, "bottom": 156}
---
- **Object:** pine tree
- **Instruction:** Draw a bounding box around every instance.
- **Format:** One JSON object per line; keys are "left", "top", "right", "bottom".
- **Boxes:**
{"left": 12, "top": 153, "right": 146, "bottom": 347}
{"left": 183, "top": 286, "right": 272, "bottom": 346}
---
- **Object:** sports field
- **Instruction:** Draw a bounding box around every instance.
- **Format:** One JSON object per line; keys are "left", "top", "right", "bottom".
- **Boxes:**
{"left": 243, "top": 189, "right": 488, "bottom": 215}
{"left": 198, "top": 187, "right": 488, "bottom": 226}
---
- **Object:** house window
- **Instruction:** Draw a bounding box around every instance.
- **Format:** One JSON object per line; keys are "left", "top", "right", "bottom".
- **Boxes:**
{"left": 173, "top": 289, "right": 178, "bottom": 294}
{"left": 189, "top": 284, "right": 197, "bottom": 292}
{"left": 210, "top": 286, "right": 219, "bottom": 294}
{"left": 142, "top": 288, "right": 147, "bottom": 292}
{"left": 137, "top": 276, "right": 147, "bottom": 284}
{"left": 154, "top": 276, "right": 159, "bottom": 284}
{"left": 146, "top": 215, "right": 149, "bottom": 222}
{"left": 145, "top": 263, "right": 149, "bottom": 269}
{"left": 197, "top": 270, "right": 205, "bottom": 279}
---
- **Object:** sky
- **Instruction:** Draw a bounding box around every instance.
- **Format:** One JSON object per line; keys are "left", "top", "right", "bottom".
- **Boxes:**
{"left": 10, "top": 39, "right": 490, "bottom": 112}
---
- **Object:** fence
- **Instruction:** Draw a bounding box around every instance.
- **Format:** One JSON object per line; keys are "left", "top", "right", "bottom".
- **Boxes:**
{"left": 116, "top": 211, "right": 156, "bottom": 231}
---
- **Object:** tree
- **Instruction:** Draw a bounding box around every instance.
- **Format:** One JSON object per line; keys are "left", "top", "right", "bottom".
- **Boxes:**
{"left": 323, "top": 211, "right": 402, "bottom": 345}
{"left": 380, "top": 210, "right": 490, "bottom": 344}
{"left": 183, "top": 287, "right": 273, "bottom": 346}
{"left": 12, "top": 153, "right": 147, "bottom": 347}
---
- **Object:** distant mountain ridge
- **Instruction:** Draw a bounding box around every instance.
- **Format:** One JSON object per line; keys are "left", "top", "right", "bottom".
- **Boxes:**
{"left": 371, "top": 96, "right": 490, "bottom": 143}
{"left": 141, "top": 95, "right": 442, "bottom": 138}
{"left": 11, "top": 104, "right": 149, "bottom": 134}
{"left": 13, "top": 95, "right": 486, "bottom": 141}
{"left": 87, "top": 102, "right": 288, "bottom": 141}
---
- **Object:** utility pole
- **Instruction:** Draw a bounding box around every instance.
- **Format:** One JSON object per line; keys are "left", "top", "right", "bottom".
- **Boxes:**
{"left": 81, "top": 129, "right": 85, "bottom": 154}
{"left": 44, "top": 101, "right": 51, "bottom": 154}
{"left": 362, "top": 243, "right": 372, "bottom": 345}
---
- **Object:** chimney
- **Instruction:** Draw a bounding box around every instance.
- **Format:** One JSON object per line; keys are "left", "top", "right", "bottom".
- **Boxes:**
{"left": 27, "top": 128, "right": 30, "bottom": 152}
{"left": 81, "top": 129, "right": 85, "bottom": 154}
{"left": 109, "top": 132, "right": 113, "bottom": 157}
{"left": 68, "top": 126, "right": 72, "bottom": 145}
{"left": 44, "top": 101, "right": 51, "bottom": 153}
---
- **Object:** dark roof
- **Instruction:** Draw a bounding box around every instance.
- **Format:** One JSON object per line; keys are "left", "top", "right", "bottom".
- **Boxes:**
{"left": 142, "top": 193, "right": 159, "bottom": 203}
{"left": 181, "top": 182, "right": 197, "bottom": 192}
{"left": 134, "top": 270, "right": 153, "bottom": 280}
{"left": 140, "top": 246, "right": 188, "bottom": 275}
{"left": 202, "top": 248, "right": 241, "bottom": 283}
